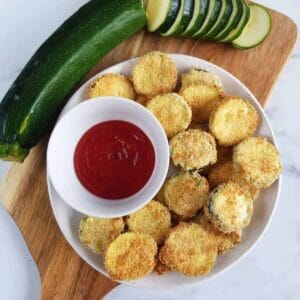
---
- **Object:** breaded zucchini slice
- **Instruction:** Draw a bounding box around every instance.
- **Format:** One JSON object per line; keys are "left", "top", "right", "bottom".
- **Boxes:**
{"left": 208, "top": 161, "right": 260, "bottom": 200}
{"left": 179, "top": 83, "right": 223, "bottom": 123}
{"left": 126, "top": 200, "right": 171, "bottom": 245}
{"left": 87, "top": 73, "right": 136, "bottom": 100}
{"left": 233, "top": 137, "right": 281, "bottom": 189}
{"left": 209, "top": 97, "right": 259, "bottom": 146}
{"left": 104, "top": 232, "right": 157, "bottom": 281}
{"left": 194, "top": 213, "right": 242, "bottom": 255}
{"left": 181, "top": 68, "right": 223, "bottom": 92}
{"left": 155, "top": 183, "right": 167, "bottom": 206}
{"left": 217, "top": 145, "right": 233, "bottom": 164}
{"left": 147, "top": 93, "right": 192, "bottom": 138}
{"left": 170, "top": 129, "right": 217, "bottom": 171}
{"left": 164, "top": 172, "right": 210, "bottom": 218}
{"left": 79, "top": 216, "right": 125, "bottom": 255}
{"left": 132, "top": 51, "right": 178, "bottom": 98}
{"left": 136, "top": 94, "right": 149, "bottom": 106}
{"left": 159, "top": 222, "right": 218, "bottom": 276}
{"left": 205, "top": 181, "right": 254, "bottom": 233}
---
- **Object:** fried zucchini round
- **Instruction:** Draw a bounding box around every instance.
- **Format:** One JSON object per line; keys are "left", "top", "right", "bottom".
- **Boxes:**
{"left": 195, "top": 214, "right": 241, "bottom": 254}
{"left": 170, "top": 129, "right": 217, "bottom": 171}
{"left": 209, "top": 97, "right": 259, "bottom": 146}
{"left": 79, "top": 216, "right": 125, "bottom": 255}
{"left": 104, "top": 232, "right": 157, "bottom": 281}
{"left": 87, "top": 73, "right": 136, "bottom": 100}
{"left": 179, "top": 83, "right": 223, "bottom": 123}
{"left": 205, "top": 181, "right": 254, "bottom": 233}
{"left": 208, "top": 161, "right": 260, "bottom": 200}
{"left": 147, "top": 93, "right": 192, "bottom": 138}
{"left": 126, "top": 200, "right": 171, "bottom": 245}
{"left": 159, "top": 222, "right": 218, "bottom": 276}
{"left": 233, "top": 137, "right": 281, "bottom": 189}
{"left": 136, "top": 94, "right": 149, "bottom": 106}
{"left": 181, "top": 69, "right": 223, "bottom": 92}
{"left": 132, "top": 51, "right": 178, "bottom": 98}
{"left": 164, "top": 172, "right": 210, "bottom": 218}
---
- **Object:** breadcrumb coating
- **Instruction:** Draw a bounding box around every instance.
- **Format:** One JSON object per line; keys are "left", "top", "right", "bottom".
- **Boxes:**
{"left": 170, "top": 129, "right": 217, "bottom": 171}
{"left": 127, "top": 201, "right": 171, "bottom": 245}
{"left": 132, "top": 51, "right": 178, "bottom": 98}
{"left": 233, "top": 137, "right": 281, "bottom": 188}
{"left": 88, "top": 73, "right": 136, "bottom": 100}
{"left": 104, "top": 232, "right": 157, "bottom": 281}
{"left": 159, "top": 222, "right": 218, "bottom": 276}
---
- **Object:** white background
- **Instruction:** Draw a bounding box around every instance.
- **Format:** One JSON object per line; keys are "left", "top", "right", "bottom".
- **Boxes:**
{"left": 0, "top": 1, "right": 299, "bottom": 299}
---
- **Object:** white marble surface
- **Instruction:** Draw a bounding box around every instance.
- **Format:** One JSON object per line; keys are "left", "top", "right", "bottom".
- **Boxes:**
{"left": 0, "top": 1, "right": 299, "bottom": 299}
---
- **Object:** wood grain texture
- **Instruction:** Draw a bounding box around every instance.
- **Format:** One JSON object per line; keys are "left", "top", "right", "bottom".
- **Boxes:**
{"left": 0, "top": 7, "right": 297, "bottom": 300}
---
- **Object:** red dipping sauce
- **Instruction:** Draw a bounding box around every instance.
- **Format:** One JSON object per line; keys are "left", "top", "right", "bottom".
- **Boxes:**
{"left": 74, "top": 120, "right": 155, "bottom": 199}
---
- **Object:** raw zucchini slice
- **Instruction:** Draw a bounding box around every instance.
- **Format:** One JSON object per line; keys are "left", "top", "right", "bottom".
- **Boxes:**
{"left": 203, "top": 0, "right": 233, "bottom": 39}
{"left": 146, "top": 0, "right": 180, "bottom": 33}
{"left": 181, "top": 0, "right": 209, "bottom": 36}
{"left": 220, "top": 0, "right": 250, "bottom": 42}
{"left": 192, "top": 0, "right": 222, "bottom": 38}
{"left": 232, "top": 3, "right": 272, "bottom": 49}
{"left": 213, "top": 0, "right": 243, "bottom": 41}
{"left": 162, "top": 0, "right": 195, "bottom": 36}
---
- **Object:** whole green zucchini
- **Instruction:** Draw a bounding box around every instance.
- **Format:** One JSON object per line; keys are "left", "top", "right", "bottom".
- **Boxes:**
{"left": 0, "top": 0, "right": 147, "bottom": 162}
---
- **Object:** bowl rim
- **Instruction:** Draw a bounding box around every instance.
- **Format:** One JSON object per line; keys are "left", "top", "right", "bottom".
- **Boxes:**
{"left": 47, "top": 96, "right": 170, "bottom": 218}
{"left": 46, "top": 54, "right": 282, "bottom": 289}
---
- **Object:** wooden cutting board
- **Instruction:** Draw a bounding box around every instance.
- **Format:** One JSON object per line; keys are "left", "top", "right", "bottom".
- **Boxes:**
{"left": 0, "top": 7, "right": 297, "bottom": 300}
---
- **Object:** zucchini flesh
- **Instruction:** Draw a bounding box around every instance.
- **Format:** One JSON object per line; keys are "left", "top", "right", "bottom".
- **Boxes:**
{"left": 204, "top": 0, "right": 233, "bottom": 39}
{"left": 162, "top": 0, "right": 194, "bottom": 37}
{"left": 192, "top": 0, "right": 222, "bottom": 38}
{"left": 147, "top": 0, "right": 180, "bottom": 33}
{"left": 213, "top": 0, "right": 243, "bottom": 41}
{"left": 0, "top": 0, "right": 147, "bottom": 162}
{"left": 232, "top": 3, "right": 272, "bottom": 49}
{"left": 181, "top": 0, "right": 209, "bottom": 36}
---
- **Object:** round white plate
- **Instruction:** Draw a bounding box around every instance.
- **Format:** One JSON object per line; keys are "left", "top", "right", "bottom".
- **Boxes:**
{"left": 46, "top": 54, "right": 281, "bottom": 289}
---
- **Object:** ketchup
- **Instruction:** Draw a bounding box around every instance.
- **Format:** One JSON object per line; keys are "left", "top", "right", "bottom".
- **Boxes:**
{"left": 74, "top": 121, "right": 155, "bottom": 199}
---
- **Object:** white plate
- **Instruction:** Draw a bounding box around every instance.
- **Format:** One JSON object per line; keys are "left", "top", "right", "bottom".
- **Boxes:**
{"left": 46, "top": 54, "right": 281, "bottom": 289}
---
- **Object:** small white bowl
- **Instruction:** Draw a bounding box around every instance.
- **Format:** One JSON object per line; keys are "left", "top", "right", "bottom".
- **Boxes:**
{"left": 47, "top": 97, "right": 169, "bottom": 218}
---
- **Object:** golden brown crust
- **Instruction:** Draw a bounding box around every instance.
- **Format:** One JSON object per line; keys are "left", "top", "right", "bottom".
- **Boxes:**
{"left": 179, "top": 84, "right": 223, "bottom": 123}
{"left": 164, "top": 172, "right": 210, "bottom": 218}
{"left": 170, "top": 129, "right": 217, "bottom": 171}
{"left": 194, "top": 214, "right": 241, "bottom": 254}
{"left": 205, "top": 181, "right": 254, "bottom": 233}
{"left": 159, "top": 222, "right": 218, "bottom": 276}
{"left": 87, "top": 73, "right": 136, "bottom": 100}
{"left": 104, "top": 232, "right": 157, "bottom": 281}
{"left": 132, "top": 51, "right": 178, "bottom": 98}
{"left": 147, "top": 93, "right": 192, "bottom": 138}
{"left": 233, "top": 137, "right": 281, "bottom": 189}
{"left": 181, "top": 69, "right": 223, "bottom": 92}
{"left": 79, "top": 216, "right": 125, "bottom": 255}
{"left": 209, "top": 97, "right": 259, "bottom": 146}
{"left": 126, "top": 201, "right": 171, "bottom": 245}
{"left": 188, "top": 122, "right": 209, "bottom": 131}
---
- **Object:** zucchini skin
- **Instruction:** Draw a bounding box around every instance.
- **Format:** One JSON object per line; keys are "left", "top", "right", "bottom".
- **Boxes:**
{"left": 156, "top": 0, "right": 181, "bottom": 33}
{"left": 0, "top": 0, "right": 147, "bottom": 162}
